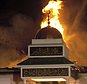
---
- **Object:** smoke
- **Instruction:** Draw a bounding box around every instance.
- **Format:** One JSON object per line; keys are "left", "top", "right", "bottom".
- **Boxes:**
{"left": 0, "top": 44, "right": 25, "bottom": 68}
{"left": 79, "top": 77, "right": 87, "bottom": 84}
{"left": 10, "top": 14, "right": 36, "bottom": 49}
{"left": 0, "top": 0, "right": 87, "bottom": 67}
{"left": 0, "top": 14, "right": 36, "bottom": 68}
{"left": 60, "top": 0, "right": 87, "bottom": 66}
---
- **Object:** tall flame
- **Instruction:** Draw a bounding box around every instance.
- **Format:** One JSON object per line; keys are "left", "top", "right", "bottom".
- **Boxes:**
{"left": 41, "top": 0, "right": 64, "bottom": 35}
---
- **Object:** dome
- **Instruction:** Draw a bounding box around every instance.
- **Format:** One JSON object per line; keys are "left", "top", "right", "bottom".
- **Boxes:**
{"left": 35, "top": 26, "right": 62, "bottom": 39}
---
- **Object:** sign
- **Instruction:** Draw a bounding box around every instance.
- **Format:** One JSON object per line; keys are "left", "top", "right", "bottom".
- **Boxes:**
{"left": 30, "top": 46, "right": 63, "bottom": 56}
{"left": 22, "top": 68, "right": 69, "bottom": 77}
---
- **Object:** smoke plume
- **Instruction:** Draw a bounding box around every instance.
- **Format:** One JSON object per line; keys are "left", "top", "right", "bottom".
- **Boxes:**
{"left": 0, "top": 0, "right": 87, "bottom": 67}
{"left": 60, "top": 0, "right": 87, "bottom": 66}
{"left": 0, "top": 14, "right": 36, "bottom": 67}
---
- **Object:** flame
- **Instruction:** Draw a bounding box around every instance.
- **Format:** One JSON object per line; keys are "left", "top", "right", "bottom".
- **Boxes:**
{"left": 41, "top": 0, "right": 64, "bottom": 35}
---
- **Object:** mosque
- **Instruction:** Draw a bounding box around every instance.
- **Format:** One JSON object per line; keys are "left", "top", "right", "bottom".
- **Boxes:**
{"left": 0, "top": 26, "right": 87, "bottom": 84}
{"left": 0, "top": 1, "right": 87, "bottom": 83}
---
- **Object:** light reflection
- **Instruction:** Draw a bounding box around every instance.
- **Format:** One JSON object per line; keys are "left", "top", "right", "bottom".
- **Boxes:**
{"left": 31, "top": 78, "right": 66, "bottom": 82}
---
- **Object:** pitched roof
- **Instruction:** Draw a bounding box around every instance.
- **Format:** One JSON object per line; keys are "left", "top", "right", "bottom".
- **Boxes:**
{"left": 0, "top": 68, "right": 20, "bottom": 74}
{"left": 17, "top": 57, "right": 73, "bottom": 66}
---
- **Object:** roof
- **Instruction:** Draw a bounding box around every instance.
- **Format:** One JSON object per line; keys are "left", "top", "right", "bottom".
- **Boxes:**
{"left": 35, "top": 26, "right": 62, "bottom": 39}
{"left": 0, "top": 68, "right": 20, "bottom": 74}
{"left": 17, "top": 57, "right": 73, "bottom": 66}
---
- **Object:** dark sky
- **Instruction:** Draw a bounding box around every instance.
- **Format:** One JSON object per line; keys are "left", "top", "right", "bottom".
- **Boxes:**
{"left": 0, "top": 0, "right": 46, "bottom": 51}
{"left": 0, "top": 0, "right": 43, "bottom": 25}
{"left": 0, "top": 0, "right": 87, "bottom": 67}
{"left": 0, "top": 0, "right": 49, "bottom": 67}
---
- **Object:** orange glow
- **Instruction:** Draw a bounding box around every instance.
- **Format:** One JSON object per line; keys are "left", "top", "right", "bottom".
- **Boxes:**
{"left": 41, "top": 0, "right": 64, "bottom": 35}
{"left": 31, "top": 78, "right": 66, "bottom": 82}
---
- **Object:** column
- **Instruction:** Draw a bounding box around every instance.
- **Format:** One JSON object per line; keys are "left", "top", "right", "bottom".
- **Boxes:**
{"left": 28, "top": 80, "right": 36, "bottom": 84}
{"left": 66, "top": 78, "right": 69, "bottom": 84}
{"left": 24, "top": 79, "right": 26, "bottom": 84}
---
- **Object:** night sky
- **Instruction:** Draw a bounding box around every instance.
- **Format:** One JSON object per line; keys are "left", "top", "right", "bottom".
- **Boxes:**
{"left": 0, "top": 0, "right": 87, "bottom": 67}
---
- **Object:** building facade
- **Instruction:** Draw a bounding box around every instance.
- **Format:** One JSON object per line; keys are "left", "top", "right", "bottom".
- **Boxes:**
{"left": 17, "top": 27, "right": 74, "bottom": 84}
{"left": 0, "top": 27, "right": 87, "bottom": 84}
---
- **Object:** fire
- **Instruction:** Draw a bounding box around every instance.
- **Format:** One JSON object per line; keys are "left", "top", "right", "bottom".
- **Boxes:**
{"left": 41, "top": 0, "right": 64, "bottom": 35}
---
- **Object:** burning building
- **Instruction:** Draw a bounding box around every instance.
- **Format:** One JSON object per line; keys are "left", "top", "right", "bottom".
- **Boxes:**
{"left": 17, "top": 0, "right": 74, "bottom": 84}
{"left": 1, "top": 0, "right": 87, "bottom": 84}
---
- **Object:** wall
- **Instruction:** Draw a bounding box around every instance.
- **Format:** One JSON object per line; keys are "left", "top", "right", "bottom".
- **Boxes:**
{"left": 0, "top": 73, "right": 87, "bottom": 84}
{"left": 69, "top": 74, "right": 87, "bottom": 84}
{"left": 0, "top": 73, "right": 23, "bottom": 84}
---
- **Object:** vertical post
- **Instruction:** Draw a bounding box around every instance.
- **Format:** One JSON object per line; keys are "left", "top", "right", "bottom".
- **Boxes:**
{"left": 28, "top": 80, "right": 36, "bottom": 84}
{"left": 47, "top": 10, "right": 50, "bottom": 26}
{"left": 24, "top": 79, "right": 26, "bottom": 84}
{"left": 66, "top": 78, "right": 69, "bottom": 84}
{"left": 58, "top": 81, "right": 61, "bottom": 84}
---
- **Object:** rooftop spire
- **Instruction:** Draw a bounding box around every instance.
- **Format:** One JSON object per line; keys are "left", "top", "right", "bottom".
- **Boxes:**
{"left": 48, "top": 11, "right": 50, "bottom": 26}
